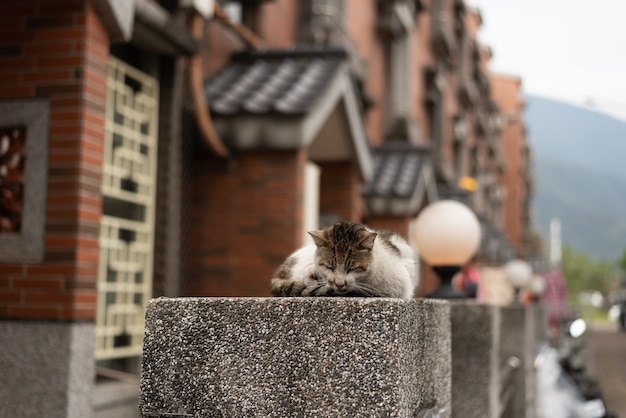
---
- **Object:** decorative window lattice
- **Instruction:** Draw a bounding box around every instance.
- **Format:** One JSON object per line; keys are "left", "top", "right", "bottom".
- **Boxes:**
{"left": 96, "top": 57, "right": 159, "bottom": 360}
{"left": 0, "top": 126, "right": 26, "bottom": 233}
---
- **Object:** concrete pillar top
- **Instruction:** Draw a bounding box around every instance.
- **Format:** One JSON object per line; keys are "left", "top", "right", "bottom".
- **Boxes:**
{"left": 140, "top": 297, "right": 451, "bottom": 417}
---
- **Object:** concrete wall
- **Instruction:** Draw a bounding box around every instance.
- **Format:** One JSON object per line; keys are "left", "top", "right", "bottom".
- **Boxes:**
{"left": 0, "top": 320, "right": 94, "bottom": 418}
{"left": 140, "top": 297, "right": 452, "bottom": 417}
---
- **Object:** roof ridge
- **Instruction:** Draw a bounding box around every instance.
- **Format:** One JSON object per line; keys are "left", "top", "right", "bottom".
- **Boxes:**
{"left": 231, "top": 46, "right": 349, "bottom": 62}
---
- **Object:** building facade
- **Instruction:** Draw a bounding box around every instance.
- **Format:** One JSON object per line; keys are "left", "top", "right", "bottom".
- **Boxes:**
{"left": 0, "top": 0, "right": 534, "bottom": 416}
{"left": 491, "top": 73, "right": 534, "bottom": 258}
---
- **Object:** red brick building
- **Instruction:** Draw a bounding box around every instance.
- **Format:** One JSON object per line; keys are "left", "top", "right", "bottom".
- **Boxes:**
{"left": 491, "top": 73, "right": 534, "bottom": 257}
{"left": 0, "top": 0, "right": 200, "bottom": 415}
{"left": 0, "top": 1, "right": 534, "bottom": 415}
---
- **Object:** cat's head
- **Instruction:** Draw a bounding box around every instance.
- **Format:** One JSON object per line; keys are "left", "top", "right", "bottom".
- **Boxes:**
{"left": 308, "top": 222, "right": 377, "bottom": 294}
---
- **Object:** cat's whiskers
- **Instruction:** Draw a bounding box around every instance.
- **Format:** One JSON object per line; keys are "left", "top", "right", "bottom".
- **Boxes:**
{"left": 348, "top": 282, "right": 380, "bottom": 297}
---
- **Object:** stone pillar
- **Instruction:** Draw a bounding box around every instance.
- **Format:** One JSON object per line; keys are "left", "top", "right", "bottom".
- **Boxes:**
{"left": 0, "top": 321, "right": 94, "bottom": 418}
{"left": 450, "top": 302, "right": 501, "bottom": 418}
{"left": 523, "top": 306, "right": 536, "bottom": 418}
{"left": 530, "top": 305, "right": 547, "bottom": 418}
{"left": 499, "top": 305, "right": 535, "bottom": 418}
{"left": 140, "top": 297, "right": 452, "bottom": 417}
{"left": 532, "top": 305, "right": 548, "bottom": 344}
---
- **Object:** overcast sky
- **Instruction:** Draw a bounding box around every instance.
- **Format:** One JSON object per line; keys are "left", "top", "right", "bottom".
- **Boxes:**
{"left": 469, "top": 0, "right": 626, "bottom": 120}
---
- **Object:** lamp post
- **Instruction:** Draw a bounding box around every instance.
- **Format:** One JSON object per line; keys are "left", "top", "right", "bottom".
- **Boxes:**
{"left": 413, "top": 200, "right": 481, "bottom": 299}
{"left": 504, "top": 259, "right": 532, "bottom": 303}
{"left": 528, "top": 274, "right": 546, "bottom": 303}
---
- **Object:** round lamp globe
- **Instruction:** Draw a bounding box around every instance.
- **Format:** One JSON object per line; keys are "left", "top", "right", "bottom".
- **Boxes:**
{"left": 413, "top": 200, "right": 481, "bottom": 266}
{"left": 504, "top": 259, "right": 533, "bottom": 289}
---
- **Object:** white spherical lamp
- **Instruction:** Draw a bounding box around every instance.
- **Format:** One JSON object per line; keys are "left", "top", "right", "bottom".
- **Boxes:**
{"left": 413, "top": 200, "right": 482, "bottom": 298}
{"left": 414, "top": 200, "right": 482, "bottom": 265}
{"left": 504, "top": 259, "right": 532, "bottom": 303}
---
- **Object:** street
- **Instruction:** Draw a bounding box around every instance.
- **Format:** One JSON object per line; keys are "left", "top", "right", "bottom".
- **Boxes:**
{"left": 588, "top": 324, "right": 626, "bottom": 417}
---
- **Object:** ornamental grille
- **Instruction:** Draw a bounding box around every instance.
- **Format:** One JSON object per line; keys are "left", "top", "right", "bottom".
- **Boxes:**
{"left": 96, "top": 57, "right": 159, "bottom": 360}
{"left": 0, "top": 126, "right": 26, "bottom": 233}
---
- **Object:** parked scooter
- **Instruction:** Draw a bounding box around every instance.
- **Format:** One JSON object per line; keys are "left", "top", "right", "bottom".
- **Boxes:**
{"left": 536, "top": 317, "right": 616, "bottom": 418}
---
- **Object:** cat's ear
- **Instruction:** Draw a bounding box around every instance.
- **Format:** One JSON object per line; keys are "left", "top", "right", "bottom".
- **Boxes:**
{"left": 308, "top": 230, "right": 328, "bottom": 247}
{"left": 358, "top": 231, "right": 377, "bottom": 251}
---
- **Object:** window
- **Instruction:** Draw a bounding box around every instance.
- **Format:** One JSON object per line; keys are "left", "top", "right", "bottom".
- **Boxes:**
{"left": 95, "top": 57, "right": 159, "bottom": 360}
{"left": 380, "top": 1, "right": 418, "bottom": 143}
{"left": 0, "top": 126, "right": 26, "bottom": 233}
{"left": 0, "top": 99, "right": 49, "bottom": 262}
{"left": 221, "top": 0, "right": 264, "bottom": 32}
{"left": 222, "top": 1, "right": 242, "bottom": 23}
{"left": 298, "top": 0, "right": 346, "bottom": 45}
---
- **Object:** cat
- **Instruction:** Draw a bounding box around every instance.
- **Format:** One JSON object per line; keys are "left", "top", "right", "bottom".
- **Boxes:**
{"left": 270, "top": 221, "right": 419, "bottom": 299}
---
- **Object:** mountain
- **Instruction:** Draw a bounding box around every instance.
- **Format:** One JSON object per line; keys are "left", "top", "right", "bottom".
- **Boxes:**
{"left": 525, "top": 95, "right": 626, "bottom": 260}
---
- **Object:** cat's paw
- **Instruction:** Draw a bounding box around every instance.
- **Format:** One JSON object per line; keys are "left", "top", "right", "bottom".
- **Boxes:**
{"left": 302, "top": 284, "right": 337, "bottom": 297}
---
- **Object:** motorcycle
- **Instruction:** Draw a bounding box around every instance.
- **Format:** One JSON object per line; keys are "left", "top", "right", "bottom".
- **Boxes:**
{"left": 535, "top": 318, "right": 616, "bottom": 418}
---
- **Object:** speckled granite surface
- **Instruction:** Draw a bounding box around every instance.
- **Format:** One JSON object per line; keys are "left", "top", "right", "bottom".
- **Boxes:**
{"left": 450, "top": 302, "right": 501, "bottom": 418}
{"left": 499, "top": 305, "right": 536, "bottom": 418}
{"left": 140, "top": 297, "right": 451, "bottom": 418}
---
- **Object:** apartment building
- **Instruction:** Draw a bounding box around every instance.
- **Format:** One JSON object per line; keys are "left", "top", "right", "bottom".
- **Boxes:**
{"left": 491, "top": 72, "right": 534, "bottom": 258}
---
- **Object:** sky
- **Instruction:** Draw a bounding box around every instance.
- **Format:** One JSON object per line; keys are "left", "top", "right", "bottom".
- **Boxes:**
{"left": 469, "top": 0, "right": 626, "bottom": 120}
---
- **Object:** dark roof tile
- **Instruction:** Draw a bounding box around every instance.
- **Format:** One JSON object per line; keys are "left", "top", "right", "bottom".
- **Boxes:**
{"left": 362, "top": 142, "right": 429, "bottom": 198}
{"left": 205, "top": 49, "right": 346, "bottom": 116}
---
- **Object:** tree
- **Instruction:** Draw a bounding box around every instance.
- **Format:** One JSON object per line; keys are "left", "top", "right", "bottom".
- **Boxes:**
{"left": 561, "top": 246, "right": 618, "bottom": 301}
{"left": 617, "top": 248, "right": 626, "bottom": 275}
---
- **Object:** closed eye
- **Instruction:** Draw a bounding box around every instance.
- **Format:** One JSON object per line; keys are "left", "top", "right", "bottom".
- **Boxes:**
{"left": 347, "top": 267, "right": 365, "bottom": 274}
{"left": 321, "top": 264, "right": 334, "bottom": 271}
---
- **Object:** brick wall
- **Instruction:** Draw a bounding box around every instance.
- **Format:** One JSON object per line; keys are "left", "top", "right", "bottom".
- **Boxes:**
{"left": 260, "top": 0, "right": 298, "bottom": 47}
{"left": 366, "top": 216, "right": 411, "bottom": 238}
{"left": 491, "top": 74, "right": 526, "bottom": 251}
{"left": 185, "top": 149, "right": 306, "bottom": 297}
{"left": 0, "top": 0, "right": 109, "bottom": 320}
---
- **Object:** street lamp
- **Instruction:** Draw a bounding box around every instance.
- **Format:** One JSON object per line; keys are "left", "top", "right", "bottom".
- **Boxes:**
{"left": 413, "top": 200, "right": 481, "bottom": 299}
{"left": 528, "top": 274, "right": 547, "bottom": 303}
{"left": 504, "top": 259, "right": 532, "bottom": 303}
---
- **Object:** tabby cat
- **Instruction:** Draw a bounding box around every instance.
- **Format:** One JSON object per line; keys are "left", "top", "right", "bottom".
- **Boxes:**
{"left": 270, "top": 221, "right": 419, "bottom": 299}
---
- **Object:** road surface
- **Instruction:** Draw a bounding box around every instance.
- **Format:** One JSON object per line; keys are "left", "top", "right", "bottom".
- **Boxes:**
{"left": 587, "top": 324, "right": 626, "bottom": 417}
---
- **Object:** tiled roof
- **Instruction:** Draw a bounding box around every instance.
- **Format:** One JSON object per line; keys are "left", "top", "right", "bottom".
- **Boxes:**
{"left": 362, "top": 142, "right": 435, "bottom": 216}
{"left": 205, "top": 48, "right": 348, "bottom": 116}
{"left": 204, "top": 47, "right": 374, "bottom": 180}
{"left": 362, "top": 142, "right": 429, "bottom": 199}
